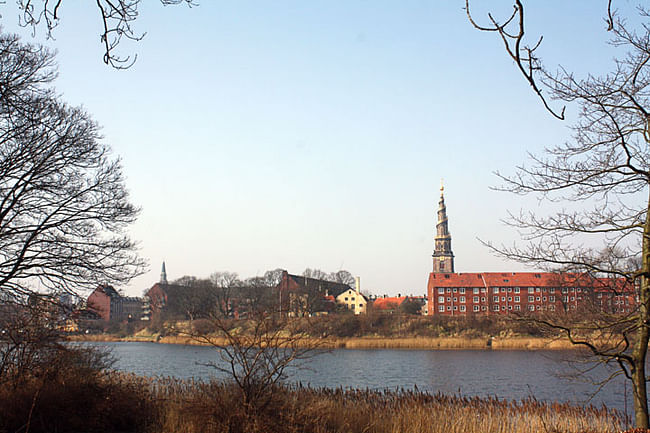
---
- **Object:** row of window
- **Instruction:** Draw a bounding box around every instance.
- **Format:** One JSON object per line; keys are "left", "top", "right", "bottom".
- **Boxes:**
{"left": 436, "top": 287, "right": 589, "bottom": 295}
{"left": 437, "top": 295, "right": 568, "bottom": 304}
{"left": 438, "top": 304, "right": 562, "bottom": 312}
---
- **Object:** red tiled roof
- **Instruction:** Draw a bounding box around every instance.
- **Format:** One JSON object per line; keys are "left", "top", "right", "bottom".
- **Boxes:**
{"left": 373, "top": 296, "right": 407, "bottom": 310}
{"left": 428, "top": 272, "right": 629, "bottom": 291}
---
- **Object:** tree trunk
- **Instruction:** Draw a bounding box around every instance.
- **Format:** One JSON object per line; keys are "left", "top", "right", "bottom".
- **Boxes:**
{"left": 634, "top": 192, "right": 650, "bottom": 428}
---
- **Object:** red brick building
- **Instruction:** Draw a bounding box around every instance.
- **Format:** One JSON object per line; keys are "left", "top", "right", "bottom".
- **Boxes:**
{"left": 426, "top": 185, "right": 636, "bottom": 316}
{"left": 427, "top": 272, "right": 634, "bottom": 316}
{"left": 87, "top": 284, "right": 144, "bottom": 322}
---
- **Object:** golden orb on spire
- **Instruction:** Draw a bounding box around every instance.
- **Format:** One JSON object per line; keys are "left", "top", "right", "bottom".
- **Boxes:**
{"left": 440, "top": 178, "right": 444, "bottom": 195}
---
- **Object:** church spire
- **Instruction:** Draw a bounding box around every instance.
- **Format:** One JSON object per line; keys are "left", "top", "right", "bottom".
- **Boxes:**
{"left": 160, "top": 261, "right": 168, "bottom": 285}
{"left": 432, "top": 181, "right": 454, "bottom": 273}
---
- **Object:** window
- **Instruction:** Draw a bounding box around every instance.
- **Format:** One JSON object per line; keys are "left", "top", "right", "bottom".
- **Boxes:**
{"left": 536, "top": 297, "right": 540, "bottom": 301}
{"left": 542, "top": 288, "right": 547, "bottom": 293}
{"left": 528, "top": 305, "right": 535, "bottom": 311}
{"left": 460, "top": 305, "right": 466, "bottom": 312}
{"left": 528, "top": 296, "right": 534, "bottom": 302}
{"left": 439, "top": 306, "right": 444, "bottom": 312}
{"left": 453, "top": 306, "right": 458, "bottom": 310}
{"left": 562, "top": 296, "right": 568, "bottom": 302}
{"left": 359, "top": 304, "right": 363, "bottom": 309}
{"left": 447, "top": 306, "right": 451, "bottom": 311}
{"left": 473, "top": 296, "right": 479, "bottom": 303}
{"left": 453, "top": 288, "right": 457, "bottom": 293}
{"left": 493, "top": 288, "right": 499, "bottom": 294}
{"left": 481, "top": 297, "right": 486, "bottom": 302}
{"left": 536, "top": 305, "right": 541, "bottom": 310}
{"left": 460, "top": 288, "right": 465, "bottom": 294}
{"left": 507, "top": 288, "right": 512, "bottom": 293}
{"left": 460, "top": 296, "right": 466, "bottom": 303}
{"left": 438, "top": 288, "right": 444, "bottom": 294}
{"left": 447, "top": 288, "right": 451, "bottom": 293}
{"left": 447, "top": 297, "right": 451, "bottom": 302}
{"left": 514, "top": 287, "right": 520, "bottom": 294}
{"left": 481, "top": 306, "right": 487, "bottom": 311}
{"left": 438, "top": 297, "right": 444, "bottom": 303}
{"left": 542, "top": 297, "right": 547, "bottom": 301}
{"left": 562, "top": 288, "right": 568, "bottom": 294}
{"left": 473, "top": 305, "right": 480, "bottom": 312}
{"left": 550, "top": 288, "right": 555, "bottom": 293}
{"left": 493, "top": 296, "right": 499, "bottom": 302}
{"left": 508, "top": 297, "right": 512, "bottom": 302}
{"left": 473, "top": 288, "right": 479, "bottom": 294}
{"left": 514, "top": 296, "right": 520, "bottom": 302}
{"left": 453, "top": 297, "right": 457, "bottom": 302}
{"left": 508, "top": 305, "right": 513, "bottom": 310}
{"left": 351, "top": 304, "right": 355, "bottom": 309}
{"left": 528, "top": 288, "right": 534, "bottom": 294}
{"left": 493, "top": 305, "right": 500, "bottom": 311}
{"left": 481, "top": 288, "right": 486, "bottom": 293}
{"left": 344, "top": 297, "right": 348, "bottom": 301}
{"left": 536, "top": 288, "right": 540, "bottom": 293}
{"left": 501, "top": 297, "right": 506, "bottom": 302}
{"left": 351, "top": 297, "right": 355, "bottom": 301}
{"left": 514, "top": 305, "right": 521, "bottom": 311}
{"left": 570, "top": 297, "right": 575, "bottom": 301}
{"left": 549, "top": 305, "right": 555, "bottom": 311}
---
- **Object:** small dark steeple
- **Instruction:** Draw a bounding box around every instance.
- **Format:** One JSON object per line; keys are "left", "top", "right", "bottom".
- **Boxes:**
{"left": 160, "top": 261, "right": 168, "bottom": 285}
{"left": 432, "top": 181, "right": 454, "bottom": 273}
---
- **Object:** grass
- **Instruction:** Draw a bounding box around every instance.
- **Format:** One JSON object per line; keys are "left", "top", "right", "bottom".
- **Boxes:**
{"left": 0, "top": 370, "right": 626, "bottom": 433}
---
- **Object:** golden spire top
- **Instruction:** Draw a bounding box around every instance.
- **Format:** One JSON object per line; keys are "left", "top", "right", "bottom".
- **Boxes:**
{"left": 440, "top": 178, "right": 444, "bottom": 196}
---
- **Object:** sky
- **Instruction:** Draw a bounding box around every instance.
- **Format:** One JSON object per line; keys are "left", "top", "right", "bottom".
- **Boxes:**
{"left": 0, "top": 1, "right": 634, "bottom": 297}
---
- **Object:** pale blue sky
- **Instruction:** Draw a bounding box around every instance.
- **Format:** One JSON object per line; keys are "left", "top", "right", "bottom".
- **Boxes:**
{"left": 0, "top": 1, "right": 630, "bottom": 296}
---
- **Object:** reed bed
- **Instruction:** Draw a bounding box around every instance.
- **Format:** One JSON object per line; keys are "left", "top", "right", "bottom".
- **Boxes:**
{"left": 149, "top": 379, "right": 625, "bottom": 433}
{"left": 0, "top": 368, "right": 626, "bottom": 433}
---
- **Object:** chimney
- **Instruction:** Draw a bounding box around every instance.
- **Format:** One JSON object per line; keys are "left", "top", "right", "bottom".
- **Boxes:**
{"left": 355, "top": 276, "right": 361, "bottom": 293}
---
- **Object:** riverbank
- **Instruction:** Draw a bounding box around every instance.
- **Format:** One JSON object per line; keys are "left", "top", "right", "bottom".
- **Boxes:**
{"left": 68, "top": 333, "right": 576, "bottom": 350}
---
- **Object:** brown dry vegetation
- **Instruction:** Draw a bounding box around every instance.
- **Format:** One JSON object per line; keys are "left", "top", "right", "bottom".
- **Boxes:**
{"left": 0, "top": 371, "right": 626, "bottom": 433}
{"left": 70, "top": 314, "right": 576, "bottom": 350}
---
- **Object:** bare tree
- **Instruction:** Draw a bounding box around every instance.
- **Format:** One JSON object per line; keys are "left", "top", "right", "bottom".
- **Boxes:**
{"left": 262, "top": 268, "right": 285, "bottom": 287}
{"left": 210, "top": 271, "right": 241, "bottom": 317}
{"left": 7, "top": 0, "right": 195, "bottom": 68}
{"left": 187, "top": 312, "right": 325, "bottom": 411}
{"left": 329, "top": 270, "right": 355, "bottom": 286}
{"left": 168, "top": 277, "right": 217, "bottom": 325}
{"left": 302, "top": 268, "right": 328, "bottom": 281}
{"left": 241, "top": 275, "right": 277, "bottom": 316}
{"left": 0, "top": 32, "right": 144, "bottom": 302}
{"left": 466, "top": 1, "right": 650, "bottom": 427}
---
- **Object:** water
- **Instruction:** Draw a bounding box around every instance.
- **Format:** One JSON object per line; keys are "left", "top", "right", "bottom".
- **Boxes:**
{"left": 89, "top": 341, "right": 630, "bottom": 414}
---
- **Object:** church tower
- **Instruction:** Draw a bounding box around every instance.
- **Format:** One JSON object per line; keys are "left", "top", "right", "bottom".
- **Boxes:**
{"left": 160, "top": 261, "right": 168, "bottom": 285}
{"left": 432, "top": 182, "right": 454, "bottom": 273}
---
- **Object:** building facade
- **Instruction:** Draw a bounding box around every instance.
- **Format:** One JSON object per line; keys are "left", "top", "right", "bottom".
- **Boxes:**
{"left": 87, "top": 285, "right": 144, "bottom": 322}
{"left": 426, "top": 186, "right": 635, "bottom": 316}
{"left": 427, "top": 272, "right": 634, "bottom": 316}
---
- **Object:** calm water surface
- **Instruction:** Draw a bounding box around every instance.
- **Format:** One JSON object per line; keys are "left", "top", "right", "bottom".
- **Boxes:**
{"left": 90, "top": 342, "right": 631, "bottom": 414}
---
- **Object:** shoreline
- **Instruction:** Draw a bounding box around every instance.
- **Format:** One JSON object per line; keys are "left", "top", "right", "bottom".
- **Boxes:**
{"left": 67, "top": 334, "right": 577, "bottom": 350}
